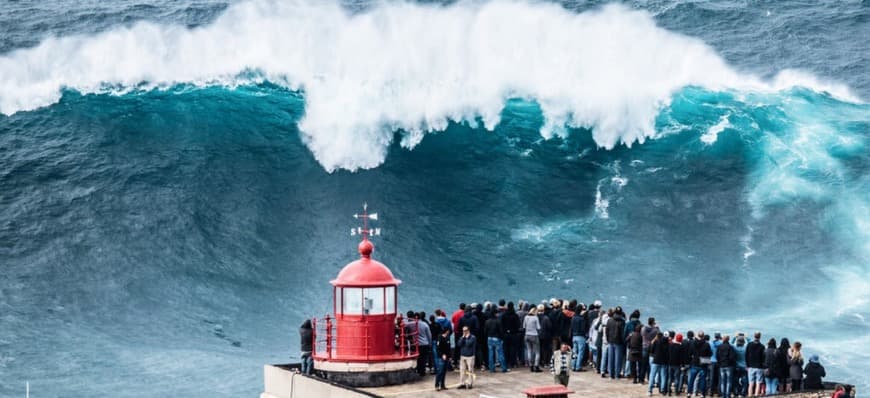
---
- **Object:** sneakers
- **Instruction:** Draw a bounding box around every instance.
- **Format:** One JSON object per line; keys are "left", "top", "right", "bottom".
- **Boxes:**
{"left": 458, "top": 385, "right": 467, "bottom": 390}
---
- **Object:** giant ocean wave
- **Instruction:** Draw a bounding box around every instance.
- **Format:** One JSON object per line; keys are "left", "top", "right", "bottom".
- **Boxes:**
{"left": 0, "top": 0, "right": 860, "bottom": 171}
{"left": 1, "top": 1, "right": 868, "bottom": 397}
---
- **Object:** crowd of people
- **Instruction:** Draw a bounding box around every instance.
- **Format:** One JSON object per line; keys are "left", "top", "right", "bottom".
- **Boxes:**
{"left": 396, "top": 298, "right": 840, "bottom": 396}
{"left": 299, "top": 297, "right": 846, "bottom": 397}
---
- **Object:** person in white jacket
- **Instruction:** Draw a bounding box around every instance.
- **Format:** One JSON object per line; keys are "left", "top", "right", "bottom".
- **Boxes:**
{"left": 551, "top": 342, "right": 575, "bottom": 386}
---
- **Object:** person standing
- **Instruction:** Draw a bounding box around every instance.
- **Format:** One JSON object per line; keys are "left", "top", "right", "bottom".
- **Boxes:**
{"left": 716, "top": 335, "right": 736, "bottom": 398}
{"left": 641, "top": 317, "right": 659, "bottom": 383}
{"left": 451, "top": 303, "right": 466, "bottom": 366}
{"left": 538, "top": 304, "right": 554, "bottom": 369}
{"left": 523, "top": 306, "right": 542, "bottom": 372}
{"left": 667, "top": 333, "right": 686, "bottom": 395}
{"left": 458, "top": 326, "right": 477, "bottom": 390}
{"left": 501, "top": 302, "right": 521, "bottom": 369}
{"left": 484, "top": 309, "right": 507, "bottom": 372}
{"left": 648, "top": 332, "right": 669, "bottom": 396}
{"left": 606, "top": 307, "right": 627, "bottom": 379}
{"left": 746, "top": 332, "right": 766, "bottom": 397}
{"left": 688, "top": 331, "right": 712, "bottom": 398}
{"left": 627, "top": 324, "right": 644, "bottom": 383}
{"left": 763, "top": 338, "right": 780, "bottom": 395}
{"left": 570, "top": 306, "right": 589, "bottom": 371}
{"left": 434, "top": 328, "right": 451, "bottom": 390}
{"left": 408, "top": 311, "right": 432, "bottom": 376}
{"left": 788, "top": 342, "right": 804, "bottom": 392}
{"left": 550, "top": 342, "right": 574, "bottom": 387}
{"left": 734, "top": 336, "right": 749, "bottom": 398}
{"left": 299, "top": 319, "right": 314, "bottom": 375}
{"left": 775, "top": 338, "right": 790, "bottom": 393}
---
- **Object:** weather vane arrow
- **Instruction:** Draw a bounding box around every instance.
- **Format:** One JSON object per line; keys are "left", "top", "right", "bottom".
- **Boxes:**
{"left": 351, "top": 202, "right": 381, "bottom": 238}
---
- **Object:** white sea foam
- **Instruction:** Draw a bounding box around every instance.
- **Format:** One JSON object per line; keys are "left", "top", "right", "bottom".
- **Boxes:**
{"left": 700, "top": 114, "right": 730, "bottom": 145}
{"left": 0, "top": 0, "right": 860, "bottom": 171}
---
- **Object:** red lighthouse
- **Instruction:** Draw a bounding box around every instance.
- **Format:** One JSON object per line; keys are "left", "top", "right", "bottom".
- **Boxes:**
{"left": 312, "top": 204, "right": 419, "bottom": 387}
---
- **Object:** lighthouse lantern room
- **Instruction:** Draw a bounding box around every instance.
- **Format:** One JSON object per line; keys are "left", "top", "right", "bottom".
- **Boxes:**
{"left": 311, "top": 204, "right": 419, "bottom": 387}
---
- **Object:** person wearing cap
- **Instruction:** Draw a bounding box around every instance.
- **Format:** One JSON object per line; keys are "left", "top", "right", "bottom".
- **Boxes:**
{"left": 667, "top": 333, "right": 687, "bottom": 395}
{"left": 802, "top": 354, "right": 826, "bottom": 390}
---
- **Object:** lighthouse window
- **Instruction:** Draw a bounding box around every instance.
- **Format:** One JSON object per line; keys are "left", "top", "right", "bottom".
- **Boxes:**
{"left": 385, "top": 286, "right": 395, "bottom": 314}
{"left": 363, "top": 287, "right": 385, "bottom": 315}
{"left": 341, "top": 287, "right": 363, "bottom": 315}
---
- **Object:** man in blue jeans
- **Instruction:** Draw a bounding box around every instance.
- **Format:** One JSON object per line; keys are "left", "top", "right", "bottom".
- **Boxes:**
{"left": 716, "top": 335, "right": 736, "bottom": 398}
{"left": 648, "top": 332, "right": 669, "bottom": 396}
{"left": 434, "top": 328, "right": 451, "bottom": 390}
{"left": 484, "top": 312, "right": 507, "bottom": 372}
{"left": 570, "top": 307, "right": 588, "bottom": 371}
{"left": 688, "top": 331, "right": 712, "bottom": 397}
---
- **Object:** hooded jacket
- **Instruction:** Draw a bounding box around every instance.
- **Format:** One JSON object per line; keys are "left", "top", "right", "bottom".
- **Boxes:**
{"left": 690, "top": 338, "right": 713, "bottom": 367}
{"left": 668, "top": 340, "right": 686, "bottom": 367}
{"left": 651, "top": 338, "right": 670, "bottom": 365}
{"left": 716, "top": 341, "right": 736, "bottom": 368}
{"left": 803, "top": 361, "right": 826, "bottom": 389}
{"left": 485, "top": 314, "right": 504, "bottom": 339}
{"left": 605, "top": 314, "right": 626, "bottom": 345}
{"left": 570, "top": 311, "right": 588, "bottom": 337}
{"left": 746, "top": 340, "right": 765, "bottom": 368}
{"left": 500, "top": 308, "right": 521, "bottom": 336}
{"left": 299, "top": 320, "right": 313, "bottom": 353}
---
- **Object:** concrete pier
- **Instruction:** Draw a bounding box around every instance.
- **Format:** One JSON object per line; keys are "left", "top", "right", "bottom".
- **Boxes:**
{"left": 264, "top": 364, "right": 845, "bottom": 398}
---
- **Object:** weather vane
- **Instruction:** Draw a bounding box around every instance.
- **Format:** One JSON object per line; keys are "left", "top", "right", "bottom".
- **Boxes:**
{"left": 351, "top": 202, "right": 380, "bottom": 239}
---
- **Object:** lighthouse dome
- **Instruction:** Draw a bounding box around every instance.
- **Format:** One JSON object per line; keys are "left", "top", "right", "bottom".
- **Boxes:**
{"left": 330, "top": 240, "right": 401, "bottom": 287}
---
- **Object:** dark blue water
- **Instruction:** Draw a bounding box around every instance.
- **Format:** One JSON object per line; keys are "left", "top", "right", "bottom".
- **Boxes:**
{"left": 1, "top": 1, "right": 868, "bottom": 397}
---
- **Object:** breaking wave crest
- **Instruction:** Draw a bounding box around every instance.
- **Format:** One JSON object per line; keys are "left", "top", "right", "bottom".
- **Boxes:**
{"left": 0, "top": 0, "right": 860, "bottom": 171}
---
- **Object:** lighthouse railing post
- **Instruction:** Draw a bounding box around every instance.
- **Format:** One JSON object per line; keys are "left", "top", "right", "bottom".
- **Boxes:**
{"left": 311, "top": 317, "right": 317, "bottom": 357}
{"left": 398, "top": 314, "right": 405, "bottom": 357}
{"left": 325, "top": 314, "right": 332, "bottom": 360}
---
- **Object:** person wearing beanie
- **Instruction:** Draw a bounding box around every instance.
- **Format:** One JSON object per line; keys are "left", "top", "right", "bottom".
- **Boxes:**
{"left": 667, "top": 333, "right": 686, "bottom": 395}
{"left": 803, "top": 355, "right": 826, "bottom": 390}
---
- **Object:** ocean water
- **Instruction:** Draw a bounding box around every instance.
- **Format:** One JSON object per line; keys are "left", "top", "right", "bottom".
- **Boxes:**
{"left": 0, "top": 1, "right": 868, "bottom": 396}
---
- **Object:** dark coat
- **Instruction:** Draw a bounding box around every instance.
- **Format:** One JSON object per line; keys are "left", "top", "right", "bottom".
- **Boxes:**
{"left": 763, "top": 347, "right": 779, "bottom": 376}
{"left": 716, "top": 342, "right": 736, "bottom": 367}
{"left": 803, "top": 362, "right": 826, "bottom": 390}
{"left": 651, "top": 339, "right": 669, "bottom": 365}
{"left": 606, "top": 315, "right": 626, "bottom": 345}
{"left": 500, "top": 309, "right": 521, "bottom": 335}
{"left": 668, "top": 342, "right": 685, "bottom": 366}
{"left": 299, "top": 320, "right": 313, "bottom": 353}
{"left": 789, "top": 355, "right": 804, "bottom": 381}
{"left": 458, "top": 311, "right": 479, "bottom": 336}
{"left": 571, "top": 312, "right": 588, "bottom": 337}
{"left": 628, "top": 331, "right": 644, "bottom": 361}
{"left": 435, "top": 334, "right": 451, "bottom": 359}
{"left": 746, "top": 340, "right": 765, "bottom": 368}
{"left": 538, "top": 313, "right": 553, "bottom": 340}
{"left": 690, "top": 338, "right": 713, "bottom": 366}
{"left": 774, "top": 347, "right": 790, "bottom": 378}
{"left": 484, "top": 316, "right": 503, "bottom": 339}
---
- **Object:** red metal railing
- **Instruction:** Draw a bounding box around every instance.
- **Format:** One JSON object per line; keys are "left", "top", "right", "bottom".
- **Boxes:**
{"left": 312, "top": 314, "right": 419, "bottom": 360}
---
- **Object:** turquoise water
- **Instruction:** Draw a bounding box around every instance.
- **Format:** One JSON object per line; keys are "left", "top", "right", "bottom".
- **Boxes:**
{"left": 1, "top": 1, "right": 868, "bottom": 396}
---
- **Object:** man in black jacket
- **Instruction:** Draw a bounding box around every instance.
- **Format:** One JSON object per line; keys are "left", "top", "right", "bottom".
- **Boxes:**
{"left": 688, "top": 331, "right": 713, "bottom": 398}
{"left": 667, "top": 333, "right": 687, "bottom": 395}
{"left": 500, "top": 302, "right": 521, "bottom": 369}
{"left": 484, "top": 310, "right": 507, "bottom": 372}
{"left": 299, "top": 319, "right": 314, "bottom": 375}
{"left": 570, "top": 307, "right": 588, "bottom": 371}
{"left": 605, "top": 308, "right": 627, "bottom": 379}
{"left": 716, "top": 336, "right": 736, "bottom": 398}
{"left": 746, "top": 332, "right": 766, "bottom": 397}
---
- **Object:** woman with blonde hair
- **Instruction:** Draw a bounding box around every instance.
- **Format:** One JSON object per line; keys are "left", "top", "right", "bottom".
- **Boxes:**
{"left": 523, "top": 306, "right": 542, "bottom": 372}
{"left": 788, "top": 341, "right": 804, "bottom": 392}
